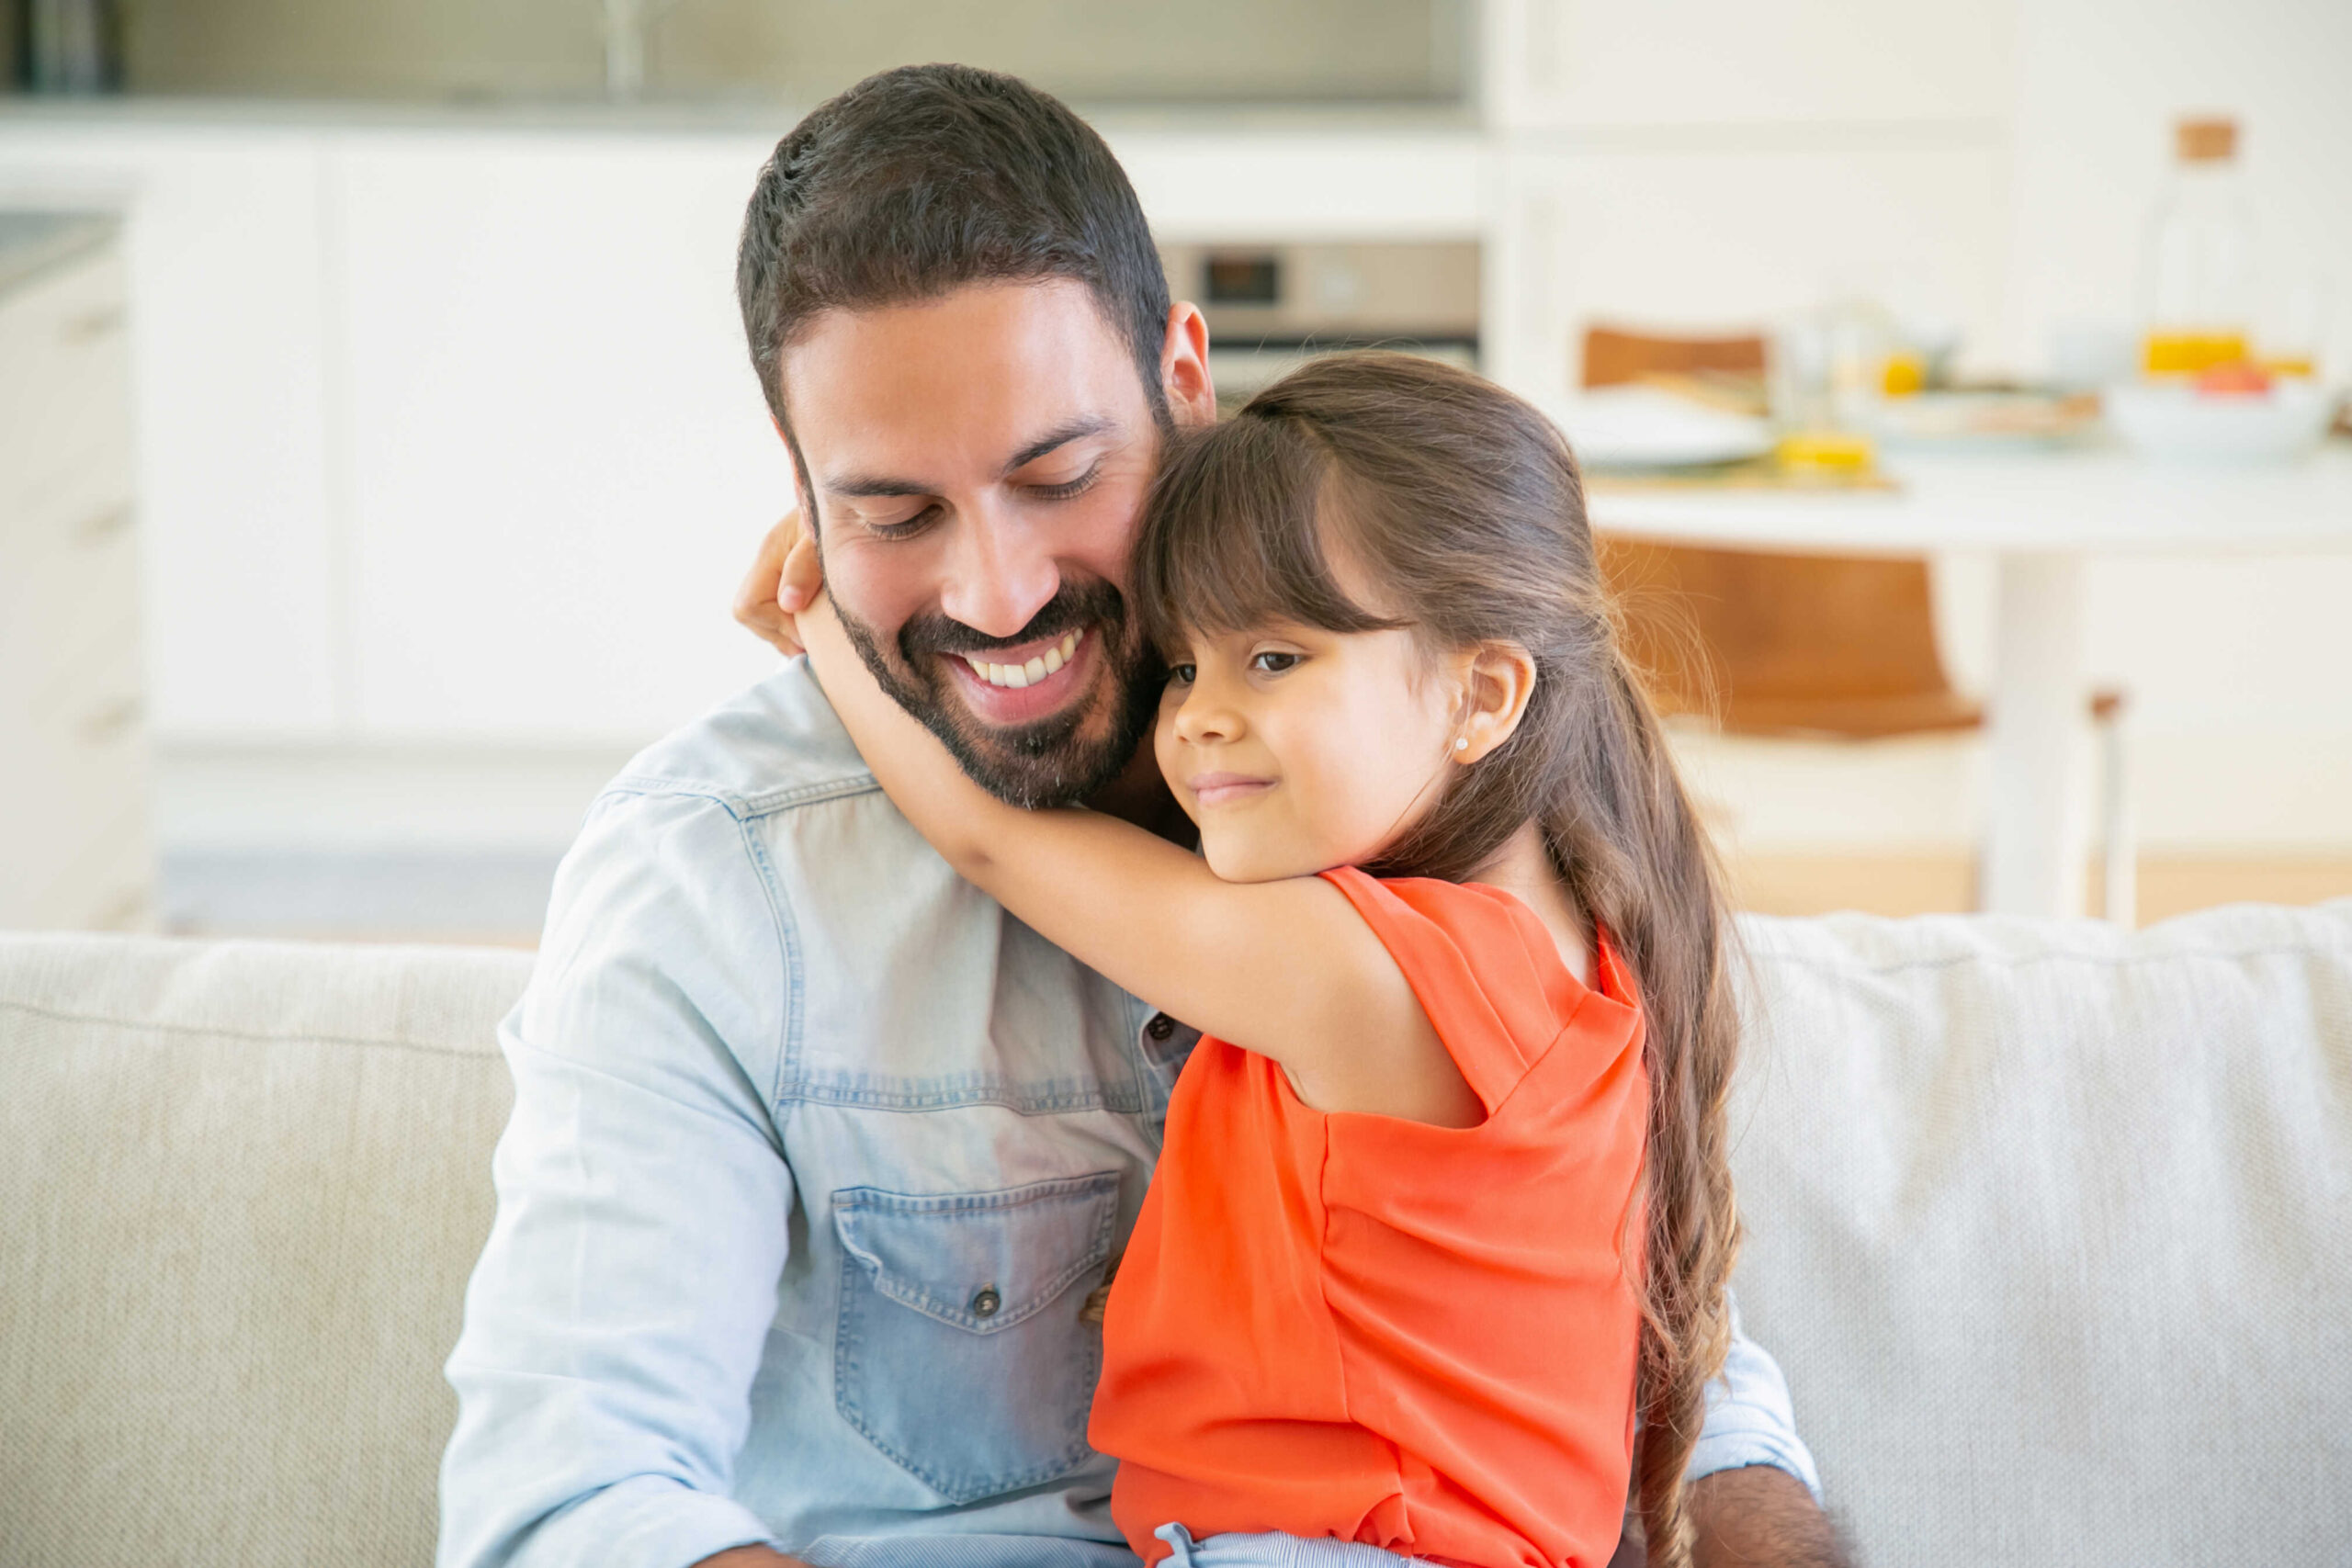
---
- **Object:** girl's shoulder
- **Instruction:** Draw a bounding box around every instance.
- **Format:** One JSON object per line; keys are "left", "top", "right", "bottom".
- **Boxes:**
{"left": 1317, "top": 864, "right": 1641, "bottom": 1114}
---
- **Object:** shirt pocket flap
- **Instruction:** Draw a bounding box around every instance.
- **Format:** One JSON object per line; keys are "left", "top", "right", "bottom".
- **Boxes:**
{"left": 831, "top": 1171, "right": 1122, "bottom": 1337}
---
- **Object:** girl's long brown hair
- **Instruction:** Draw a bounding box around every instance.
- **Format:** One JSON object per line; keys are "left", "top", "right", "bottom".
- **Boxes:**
{"left": 1135, "top": 353, "right": 1741, "bottom": 1568}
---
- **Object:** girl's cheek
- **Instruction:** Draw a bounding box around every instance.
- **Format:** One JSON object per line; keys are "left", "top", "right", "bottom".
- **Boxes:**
{"left": 1151, "top": 708, "right": 1187, "bottom": 784}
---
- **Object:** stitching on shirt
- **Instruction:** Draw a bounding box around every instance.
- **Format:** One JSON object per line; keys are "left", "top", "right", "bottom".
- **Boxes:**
{"left": 0, "top": 997, "right": 500, "bottom": 1061}
{"left": 603, "top": 771, "right": 882, "bottom": 823}
{"left": 786, "top": 1080, "right": 1130, "bottom": 1115}
{"left": 737, "top": 773, "right": 886, "bottom": 818}
{"left": 734, "top": 808, "right": 805, "bottom": 1120}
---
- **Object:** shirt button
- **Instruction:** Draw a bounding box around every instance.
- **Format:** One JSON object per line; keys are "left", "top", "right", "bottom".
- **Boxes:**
{"left": 969, "top": 1285, "right": 1001, "bottom": 1319}
{"left": 1146, "top": 1013, "right": 1176, "bottom": 1042}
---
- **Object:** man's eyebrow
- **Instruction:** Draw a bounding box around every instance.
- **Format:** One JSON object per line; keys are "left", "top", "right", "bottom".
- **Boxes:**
{"left": 824, "top": 471, "right": 936, "bottom": 500}
{"left": 820, "top": 416, "right": 1117, "bottom": 499}
{"left": 1001, "top": 415, "right": 1115, "bottom": 477}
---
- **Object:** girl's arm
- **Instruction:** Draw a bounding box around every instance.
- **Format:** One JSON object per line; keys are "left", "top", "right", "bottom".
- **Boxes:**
{"left": 802, "top": 602, "right": 1478, "bottom": 1128}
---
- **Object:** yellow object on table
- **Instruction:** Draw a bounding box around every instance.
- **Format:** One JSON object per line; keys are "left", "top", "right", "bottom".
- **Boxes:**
{"left": 2143, "top": 332, "right": 2250, "bottom": 375}
{"left": 1775, "top": 430, "right": 1878, "bottom": 473}
{"left": 1882, "top": 353, "right": 1928, "bottom": 397}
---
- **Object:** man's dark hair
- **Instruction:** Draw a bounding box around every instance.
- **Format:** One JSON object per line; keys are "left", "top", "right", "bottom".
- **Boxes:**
{"left": 736, "top": 62, "right": 1173, "bottom": 488}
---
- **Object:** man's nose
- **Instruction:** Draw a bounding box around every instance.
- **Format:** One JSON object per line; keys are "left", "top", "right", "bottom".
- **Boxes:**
{"left": 935, "top": 511, "right": 1060, "bottom": 642}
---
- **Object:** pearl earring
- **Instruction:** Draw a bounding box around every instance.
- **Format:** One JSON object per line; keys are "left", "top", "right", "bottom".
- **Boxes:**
{"left": 1453, "top": 737, "right": 1470, "bottom": 752}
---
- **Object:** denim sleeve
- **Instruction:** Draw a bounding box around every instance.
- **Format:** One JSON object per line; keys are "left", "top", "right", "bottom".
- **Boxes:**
{"left": 439, "top": 787, "right": 796, "bottom": 1568}
{"left": 1685, "top": 1290, "right": 1824, "bottom": 1502}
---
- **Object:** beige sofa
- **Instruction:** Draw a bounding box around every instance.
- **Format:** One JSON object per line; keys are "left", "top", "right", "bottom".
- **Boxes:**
{"left": 4, "top": 903, "right": 2349, "bottom": 1567}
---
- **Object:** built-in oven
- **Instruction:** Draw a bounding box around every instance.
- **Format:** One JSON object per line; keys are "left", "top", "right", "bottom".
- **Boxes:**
{"left": 1157, "top": 240, "right": 1480, "bottom": 404}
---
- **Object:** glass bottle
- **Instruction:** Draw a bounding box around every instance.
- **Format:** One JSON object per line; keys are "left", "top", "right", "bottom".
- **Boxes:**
{"left": 2141, "top": 117, "right": 2255, "bottom": 376}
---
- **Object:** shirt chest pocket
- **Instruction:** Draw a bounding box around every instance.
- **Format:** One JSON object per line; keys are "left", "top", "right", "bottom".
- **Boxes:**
{"left": 831, "top": 1170, "right": 1123, "bottom": 1504}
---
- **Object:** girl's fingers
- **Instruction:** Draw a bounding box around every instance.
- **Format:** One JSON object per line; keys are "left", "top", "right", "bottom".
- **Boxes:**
{"left": 777, "top": 527, "right": 824, "bottom": 613}
{"left": 735, "top": 511, "right": 809, "bottom": 656}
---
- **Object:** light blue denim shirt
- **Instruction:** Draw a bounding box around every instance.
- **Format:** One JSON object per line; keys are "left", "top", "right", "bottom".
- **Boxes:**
{"left": 439, "top": 662, "right": 1820, "bottom": 1568}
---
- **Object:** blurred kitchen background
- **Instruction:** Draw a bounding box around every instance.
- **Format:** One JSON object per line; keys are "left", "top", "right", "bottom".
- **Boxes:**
{"left": 2, "top": 0, "right": 2346, "bottom": 944}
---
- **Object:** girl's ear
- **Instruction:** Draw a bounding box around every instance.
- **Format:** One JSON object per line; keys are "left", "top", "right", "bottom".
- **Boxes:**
{"left": 1454, "top": 641, "right": 1539, "bottom": 765}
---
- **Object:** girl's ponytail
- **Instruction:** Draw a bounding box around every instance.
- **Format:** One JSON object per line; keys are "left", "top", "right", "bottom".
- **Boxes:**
{"left": 1545, "top": 652, "right": 1740, "bottom": 1568}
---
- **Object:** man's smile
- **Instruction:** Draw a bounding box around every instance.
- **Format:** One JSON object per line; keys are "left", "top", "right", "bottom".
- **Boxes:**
{"left": 956, "top": 629, "right": 1083, "bottom": 691}
{"left": 942, "top": 626, "right": 1098, "bottom": 726}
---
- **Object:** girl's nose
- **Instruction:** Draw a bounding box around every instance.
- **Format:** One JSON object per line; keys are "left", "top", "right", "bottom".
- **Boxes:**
{"left": 1170, "top": 679, "right": 1244, "bottom": 746}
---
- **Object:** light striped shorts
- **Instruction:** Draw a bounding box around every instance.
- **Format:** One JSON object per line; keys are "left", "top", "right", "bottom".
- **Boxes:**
{"left": 1153, "top": 1523, "right": 1418, "bottom": 1567}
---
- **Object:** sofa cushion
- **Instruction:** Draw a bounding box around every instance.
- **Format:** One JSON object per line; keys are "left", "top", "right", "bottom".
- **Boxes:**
{"left": 5, "top": 901, "right": 2349, "bottom": 1568}
{"left": 1726, "top": 899, "right": 2352, "bottom": 1567}
{"left": 0, "top": 931, "right": 532, "bottom": 1568}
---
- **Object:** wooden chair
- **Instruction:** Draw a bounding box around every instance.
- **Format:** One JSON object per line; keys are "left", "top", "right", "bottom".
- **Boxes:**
{"left": 1582, "top": 326, "right": 2135, "bottom": 922}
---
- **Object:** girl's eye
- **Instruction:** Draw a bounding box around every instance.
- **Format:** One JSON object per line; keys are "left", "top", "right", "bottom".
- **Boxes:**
{"left": 1166, "top": 662, "right": 1197, "bottom": 686}
{"left": 1250, "top": 651, "right": 1302, "bottom": 675}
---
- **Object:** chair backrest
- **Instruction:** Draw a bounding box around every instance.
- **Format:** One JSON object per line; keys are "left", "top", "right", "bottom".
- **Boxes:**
{"left": 1579, "top": 325, "right": 1968, "bottom": 738}
{"left": 1582, "top": 324, "right": 1767, "bottom": 389}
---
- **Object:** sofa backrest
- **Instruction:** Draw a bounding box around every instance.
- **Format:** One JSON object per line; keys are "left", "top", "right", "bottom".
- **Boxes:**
{"left": 0, "top": 932, "right": 531, "bottom": 1568}
{"left": 4, "top": 903, "right": 2348, "bottom": 1567}
{"left": 1728, "top": 899, "right": 2352, "bottom": 1566}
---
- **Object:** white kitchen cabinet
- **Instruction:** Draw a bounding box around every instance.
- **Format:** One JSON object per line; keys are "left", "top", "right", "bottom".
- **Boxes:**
{"left": 1110, "top": 128, "right": 1486, "bottom": 243}
{"left": 0, "top": 225, "right": 153, "bottom": 930}
{"left": 0, "top": 125, "right": 340, "bottom": 740}
{"left": 329, "top": 130, "right": 791, "bottom": 743}
{"left": 1484, "top": 143, "right": 2010, "bottom": 403}
{"left": 1482, "top": 0, "right": 2015, "bottom": 130}
{"left": 130, "top": 137, "right": 341, "bottom": 739}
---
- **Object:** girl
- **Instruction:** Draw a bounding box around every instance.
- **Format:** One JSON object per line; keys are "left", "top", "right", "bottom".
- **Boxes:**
{"left": 798, "top": 353, "right": 1739, "bottom": 1568}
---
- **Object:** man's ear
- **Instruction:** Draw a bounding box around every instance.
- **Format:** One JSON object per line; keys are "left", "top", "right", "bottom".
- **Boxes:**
{"left": 1159, "top": 301, "right": 1216, "bottom": 429}
{"left": 1455, "top": 641, "right": 1540, "bottom": 765}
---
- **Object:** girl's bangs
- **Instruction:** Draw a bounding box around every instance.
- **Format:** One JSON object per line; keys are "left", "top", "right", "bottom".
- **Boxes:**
{"left": 1135, "top": 415, "right": 1403, "bottom": 658}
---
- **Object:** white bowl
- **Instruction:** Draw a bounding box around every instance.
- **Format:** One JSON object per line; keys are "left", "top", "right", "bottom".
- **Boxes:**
{"left": 2104, "top": 378, "right": 2339, "bottom": 463}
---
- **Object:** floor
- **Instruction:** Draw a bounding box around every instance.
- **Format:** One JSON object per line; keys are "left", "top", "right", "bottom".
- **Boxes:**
{"left": 157, "top": 848, "right": 2352, "bottom": 948}
{"left": 1728, "top": 852, "right": 2352, "bottom": 924}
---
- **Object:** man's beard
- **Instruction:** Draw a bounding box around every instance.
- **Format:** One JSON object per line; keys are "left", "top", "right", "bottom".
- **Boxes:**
{"left": 832, "top": 578, "right": 1161, "bottom": 809}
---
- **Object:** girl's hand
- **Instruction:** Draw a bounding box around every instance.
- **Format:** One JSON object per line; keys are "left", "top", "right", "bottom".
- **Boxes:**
{"left": 797, "top": 585, "right": 960, "bottom": 791}
{"left": 732, "top": 510, "right": 825, "bottom": 657}
{"left": 796, "top": 588, "right": 865, "bottom": 709}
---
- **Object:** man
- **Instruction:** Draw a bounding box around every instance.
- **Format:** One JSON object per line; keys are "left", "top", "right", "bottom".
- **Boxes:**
{"left": 440, "top": 63, "right": 1838, "bottom": 1568}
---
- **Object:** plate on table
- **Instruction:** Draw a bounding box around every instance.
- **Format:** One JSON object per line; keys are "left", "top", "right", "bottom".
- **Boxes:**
{"left": 1541, "top": 386, "right": 1774, "bottom": 470}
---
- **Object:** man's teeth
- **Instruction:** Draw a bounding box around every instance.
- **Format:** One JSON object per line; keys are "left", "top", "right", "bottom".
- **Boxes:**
{"left": 965, "top": 631, "right": 1081, "bottom": 691}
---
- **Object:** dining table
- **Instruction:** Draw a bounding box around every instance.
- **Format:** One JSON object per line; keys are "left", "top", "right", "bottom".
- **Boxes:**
{"left": 1581, "top": 442, "right": 2352, "bottom": 919}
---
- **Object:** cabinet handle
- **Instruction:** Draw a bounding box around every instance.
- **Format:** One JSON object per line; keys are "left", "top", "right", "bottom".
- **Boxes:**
{"left": 81, "top": 696, "right": 141, "bottom": 744}
{"left": 62, "top": 306, "right": 125, "bottom": 344}
{"left": 75, "top": 504, "right": 136, "bottom": 546}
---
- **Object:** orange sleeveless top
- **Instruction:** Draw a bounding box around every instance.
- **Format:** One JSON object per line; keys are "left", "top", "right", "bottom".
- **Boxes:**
{"left": 1091, "top": 866, "right": 1647, "bottom": 1568}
